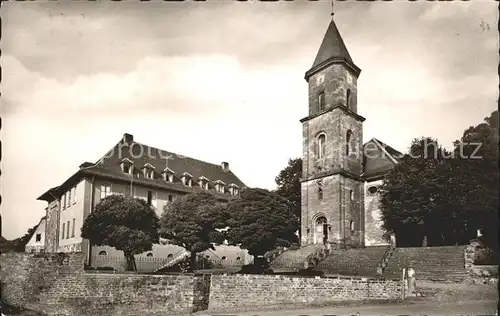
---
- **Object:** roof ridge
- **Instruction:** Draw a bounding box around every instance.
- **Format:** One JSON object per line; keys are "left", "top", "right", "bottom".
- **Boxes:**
{"left": 132, "top": 140, "right": 227, "bottom": 169}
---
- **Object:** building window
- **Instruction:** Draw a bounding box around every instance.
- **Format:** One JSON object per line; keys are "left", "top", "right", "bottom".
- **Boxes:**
{"left": 147, "top": 190, "right": 153, "bottom": 206}
{"left": 368, "top": 186, "right": 378, "bottom": 195}
{"left": 123, "top": 164, "right": 131, "bottom": 174}
{"left": 318, "top": 134, "right": 326, "bottom": 159}
{"left": 215, "top": 181, "right": 225, "bottom": 193}
{"left": 346, "top": 89, "right": 351, "bottom": 109}
{"left": 229, "top": 184, "right": 240, "bottom": 196}
{"left": 167, "top": 254, "right": 173, "bottom": 259}
{"left": 35, "top": 233, "right": 41, "bottom": 242}
{"left": 66, "top": 221, "right": 70, "bottom": 239}
{"left": 62, "top": 194, "right": 66, "bottom": 210}
{"left": 145, "top": 169, "right": 154, "bottom": 179}
{"left": 346, "top": 130, "right": 353, "bottom": 156}
{"left": 100, "top": 185, "right": 111, "bottom": 199}
{"left": 68, "top": 190, "right": 72, "bottom": 208}
{"left": 221, "top": 256, "right": 226, "bottom": 260}
{"left": 350, "top": 189, "right": 354, "bottom": 201}
{"left": 350, "top": 220, "right": 355, "bottom": 232}
{"left": 318, "top": 91, "right": 325, "bottom": 111}
{"left": 166, "top": 173, "right": 174, "bottom": 183}
{"left": 61, "top": 223, "right": 65, "bottom": 239}
{"left": 318, "top": 187, "right": 323, "bottom": 200}
{"left": 71, "top": 218, "right": 75, "bottom": 237}
{"left": 73, "top": 187, "right": 77, "bottom": 204}
{"left": 168, "top": 194, "right": 173, "bottom": 202}
{"left": 146, "top": 253, "right": 153, "bottom": 257}
{"left": 98, "top": 250, "right": 107, "bottom": 256}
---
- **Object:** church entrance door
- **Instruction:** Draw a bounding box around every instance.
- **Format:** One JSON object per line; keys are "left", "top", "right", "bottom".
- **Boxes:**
{"left": 314, "top": 216, "right": 328, "bottom": 245}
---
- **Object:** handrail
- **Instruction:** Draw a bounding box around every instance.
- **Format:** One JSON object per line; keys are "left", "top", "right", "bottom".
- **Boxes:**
{"left": 153, "top": 249, "right": 189, "bottom": 271}
{"left": 377, "top": 243, "right": 396, "bottom": 275}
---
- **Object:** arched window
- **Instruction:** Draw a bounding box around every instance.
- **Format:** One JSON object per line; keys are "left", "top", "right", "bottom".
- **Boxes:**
{"left": 350, "top": 220, "right": 355, "bottom": 232}
{"left": 318, "top": 91, "right": 325, "bottom": 111}
{"left": 346, "top": 130, "right": 353, "bottom": 156}
{"left": 146, "top": 253, "right": 153, "bottom": 257}
{"left": 346, "top": 89, "right": 351, "bottom": 109}
{"left": 98, "top": 250, "right": 107, "bottom": 256}
{"left": 318, "top": 134, "right": 326, "bottom": 159}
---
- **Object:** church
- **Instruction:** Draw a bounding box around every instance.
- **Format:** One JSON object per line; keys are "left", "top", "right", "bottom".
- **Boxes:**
{"left": 299, "top": 18, "right": 402, "bottom": 248}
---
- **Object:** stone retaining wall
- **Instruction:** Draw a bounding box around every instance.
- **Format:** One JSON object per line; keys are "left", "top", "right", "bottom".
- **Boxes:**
{"left": 208, "top": 274, "right": 403, "bottom": 311}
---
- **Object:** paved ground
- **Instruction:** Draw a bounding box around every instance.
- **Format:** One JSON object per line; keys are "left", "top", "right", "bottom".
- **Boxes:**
{"left": 202, "top": 300, "right": 497, "bottom": 316}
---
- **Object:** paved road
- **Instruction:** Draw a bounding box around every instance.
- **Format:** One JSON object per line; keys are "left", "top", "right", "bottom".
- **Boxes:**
{"left": 203, "top": 300, "right": 497, "bottom": 316}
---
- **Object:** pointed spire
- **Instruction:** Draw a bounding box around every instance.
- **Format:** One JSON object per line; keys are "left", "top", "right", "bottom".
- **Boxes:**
{"left": 311, "top": 20, "right": 353, "bottom": 68}
{"left": 305, "top": 19, "right": 360, "bottom": 81}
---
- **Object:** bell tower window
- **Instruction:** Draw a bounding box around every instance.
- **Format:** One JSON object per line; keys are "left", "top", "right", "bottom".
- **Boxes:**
{"left": 318, "top": 91, "right": 325, "bottom": 111}
{"left": 346, "top": 130, "right": 353, "bottom": 157}
{"left": 346, "top": 89, "right": 351, "bottom": 110}
{"left": 318, "top": 134, "right": 326, "bottom": 159}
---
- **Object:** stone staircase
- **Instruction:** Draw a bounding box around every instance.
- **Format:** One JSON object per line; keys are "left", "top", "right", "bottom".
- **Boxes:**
{"left": 153, "top": 249, "right": 190, "bottom": 273}
{"left": 270, "top": 245, "right": 321, "bottom": 272}
{"left": 382, "top": 246, "right": 467, "bottom": 282}
{"left": 315, "top": 246, "right": 388, "bottom": 277}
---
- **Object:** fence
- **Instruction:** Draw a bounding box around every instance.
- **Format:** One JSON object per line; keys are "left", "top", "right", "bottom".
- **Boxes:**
{"left": 90, "top": 255, "right": 247, "bottom": 272}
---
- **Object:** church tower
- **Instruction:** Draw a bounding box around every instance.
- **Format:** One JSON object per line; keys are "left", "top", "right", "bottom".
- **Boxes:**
{"left": 300, "top": 18, "right": 365, "bottom": 248}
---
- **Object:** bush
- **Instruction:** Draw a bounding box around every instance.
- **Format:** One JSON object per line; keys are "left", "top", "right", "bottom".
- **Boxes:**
{"left": 474, "top": 247, "right": 499, "bottom": 265}
{"left": 237, "top": 260, "right": 274, "bottom": 275}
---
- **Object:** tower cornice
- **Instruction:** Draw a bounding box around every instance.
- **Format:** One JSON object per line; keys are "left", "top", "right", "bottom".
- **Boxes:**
{"left": 299, "top": 103, "right": 366, "bottom": 123}
{"left": 304, "top": 57, "right": 361, "bottom": 82}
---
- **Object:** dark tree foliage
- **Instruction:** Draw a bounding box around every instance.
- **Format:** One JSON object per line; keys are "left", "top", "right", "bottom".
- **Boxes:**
{"left": 81, "top": 195, "right": 160, "bottom": 271}
{"left": 380, "top": 110, "right": 499, "bottom": 249}
{"left": 379, "top": 138, "right": 454, "bottom": 246}
{"left": 453, "top": 110, "right": 499, "bottom": 249}
{"left": 225, "top": 188, "right": 299, "bottom": 260}
{"left": 1, "top": 223, "right": 40, "bottom": 253}
{"left": 275, "top": 158, "right": 302, "bottom": 221}
{"left": 159, "top": 192, "right": 227, "bottom": 271}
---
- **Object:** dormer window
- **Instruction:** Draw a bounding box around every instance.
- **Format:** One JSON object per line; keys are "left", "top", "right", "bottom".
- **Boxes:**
{"left": 214, "top": 180, "right": 225, "bottom": 194}
{"left": 121, "top": 158, "right": 133, "bottom": 174}
{"left": 198, "top": 176, "right": 209, "bottom": 190}
{"left": 142, "top": 163, "right": 155, "bottom": 179}
{"left": 228, "top": 183, "right": 240, "bottom": 196}
{"left": 182, "top": 172, "right": 193, "bottom": 187}
{"left": 163, "top": 167, "right": 175, "bottom": 183}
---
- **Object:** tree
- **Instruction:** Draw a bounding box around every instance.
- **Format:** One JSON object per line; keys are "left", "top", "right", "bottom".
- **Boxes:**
{"left": 159, "top": 192, "right": 227, "bottom": 271}
{"left": 275, "top": 158, "right": 302, "bottom": 228}
{"left": 225, "top": 188, "right": 299, "bottom": 263}
{"left": 81, "top": 195, "right": 160, "bottom": 271}
{"left": 453, "top": 110, "right": 499, "bottom": 249}
{"left": 379, "top": 138, "right": 456, "bottom": 246}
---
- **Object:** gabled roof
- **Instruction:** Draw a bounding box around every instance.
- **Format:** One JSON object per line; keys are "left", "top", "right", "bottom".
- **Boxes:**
{"left": 362, "top": 138, "right": 403, "bottom": 181}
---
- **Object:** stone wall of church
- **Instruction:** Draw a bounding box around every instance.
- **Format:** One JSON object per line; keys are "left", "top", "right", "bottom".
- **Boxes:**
{"left": 364, "top": 180, "right": 389, "bottom": 246}
{"left": 307, "top": 64, "right": 358, "bottom": 115}
{"left": 301, "top": 174, "right": 364, "bottom": 247}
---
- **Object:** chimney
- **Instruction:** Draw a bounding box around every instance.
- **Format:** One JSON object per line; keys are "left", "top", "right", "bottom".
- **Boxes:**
{"left": 123, "top": 133, "right": 134, "bottom": 145}
{"left": 221, "top": 161, "right": 229, "bottom": 172}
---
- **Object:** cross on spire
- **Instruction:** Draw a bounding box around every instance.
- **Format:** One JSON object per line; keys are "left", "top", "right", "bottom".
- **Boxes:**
{"left": 331, "top": 0, "right": 335, "bottom": 20}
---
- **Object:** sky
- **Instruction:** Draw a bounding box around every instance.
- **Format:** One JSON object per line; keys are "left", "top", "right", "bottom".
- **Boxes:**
{"left": 1, "top": 1, "right": 498, "bottom": 239}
